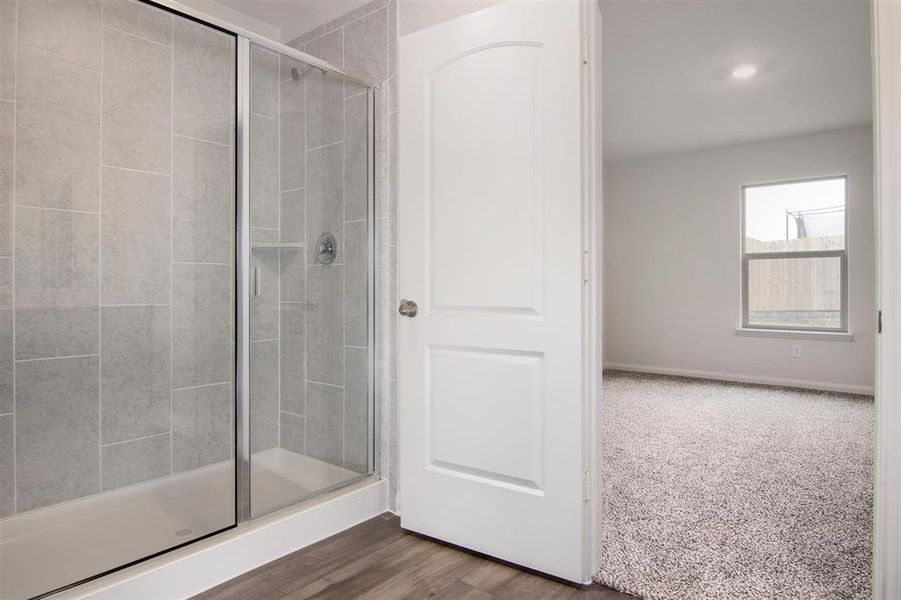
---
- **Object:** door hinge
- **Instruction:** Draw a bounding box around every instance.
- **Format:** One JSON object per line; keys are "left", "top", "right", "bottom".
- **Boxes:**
{"left": 583, "top": 471, "right": 590, "bottom": 504}
{"left": 878, "top": 309, "right": 883, "bottom": 334}
{"left": 581, "top": 32, "right": 589, "bottom": 65}
{"left": 582, "top": 250, "right": 590, "bottom": 283}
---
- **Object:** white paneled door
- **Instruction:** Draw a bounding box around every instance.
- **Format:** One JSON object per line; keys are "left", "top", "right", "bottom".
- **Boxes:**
{"left": 398, "top": 0, "right": 591, "bottom": 583}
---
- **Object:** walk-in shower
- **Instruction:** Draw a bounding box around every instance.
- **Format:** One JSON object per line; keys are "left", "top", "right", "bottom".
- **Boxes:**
{"left": 0, "top": 1, "right": 377, "bottom": 598}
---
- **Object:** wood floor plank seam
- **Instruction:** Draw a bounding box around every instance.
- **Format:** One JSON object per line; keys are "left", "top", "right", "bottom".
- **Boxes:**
{"left": 193, "top": 514, "right": 632, "bottom": 600}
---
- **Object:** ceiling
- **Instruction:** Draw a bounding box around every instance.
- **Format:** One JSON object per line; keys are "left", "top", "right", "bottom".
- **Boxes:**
{"left": 215, "top": 0, "right": 372, "bottom": 42}
{"left": 599, "top": 0, "right": 873, "bottom": 162}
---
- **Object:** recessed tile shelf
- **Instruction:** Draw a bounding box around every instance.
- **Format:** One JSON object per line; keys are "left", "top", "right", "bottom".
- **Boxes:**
{"left": 251, "top": 243, "right": 304, "bottom": 251}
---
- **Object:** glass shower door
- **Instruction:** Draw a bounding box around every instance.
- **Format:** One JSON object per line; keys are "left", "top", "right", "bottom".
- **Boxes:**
{"left": 0, "top": 3, "right": 237, "bottom": 598}
{"left": 246, "top": 42, "right": 374, "bottom": 517}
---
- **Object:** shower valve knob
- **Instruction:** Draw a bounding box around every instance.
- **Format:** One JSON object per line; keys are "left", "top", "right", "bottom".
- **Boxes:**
{"left": 398, "top": 299, "right": 418, "bottom": 318}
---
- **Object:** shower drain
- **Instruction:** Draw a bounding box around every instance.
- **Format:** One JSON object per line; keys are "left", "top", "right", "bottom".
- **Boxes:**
{"left": 172, "top": 528, "right": 195, "bottom": 539}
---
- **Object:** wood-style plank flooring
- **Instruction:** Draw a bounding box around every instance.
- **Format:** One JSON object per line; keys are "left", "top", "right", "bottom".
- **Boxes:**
{"left": 193, "top": 513, "right": 633, "bottom": 599}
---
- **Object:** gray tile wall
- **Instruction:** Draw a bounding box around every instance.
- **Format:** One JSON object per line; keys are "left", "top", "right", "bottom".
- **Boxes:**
{"left": 0, "top": 0, "right": 236, "bottom": 517}
{"left": 288, "top": 0, "right": 397, "bottom": 504}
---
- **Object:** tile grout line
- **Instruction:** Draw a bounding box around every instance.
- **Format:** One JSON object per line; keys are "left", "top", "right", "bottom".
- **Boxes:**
{"left": 18, "top": 41, "right": 102, "bottom": 73}
{"left": 172, "top": 131, "right": 231, "bottom": 148}
{"left": 100, "top": 163, "right": 170, "bottom": 177}
{"left": 14, "top": 204, "right": 100, "bottom": 215}
{"left": 101, "top": 430, "right": 170, "bottom": 449}
{"left": 172, "top": 381, "right": 232, "bottom": 393}
{"left": 99, "top": 0, "right": 105, "bottom": 493}
{"left": 103, "top": 23, "right": 171, "bottom": 50}
{"left": 169, "top": 13, "right": 175, "bottom": 478}
{"left": 11, "top": 0, "right": 18, "bottom": 516}
{"left": 307, "top": 379, "right": 344, "bottom": 390}
{"left": 306, "top": 139, "right": 344, "bottom": 153}
{"left": 277, "top": 50, "right": 283, "bottom": 453}
{"left": 303, "top": 42, "right": 308, "bottom": 457}
{"left": 12, "top": 358, "right": 102, "bottom": 370}
{"left": 342, "top": 30, "right": 347, "bottom": 469}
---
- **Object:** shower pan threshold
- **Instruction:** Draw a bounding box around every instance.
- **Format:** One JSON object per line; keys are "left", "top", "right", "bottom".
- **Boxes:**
{"left": 0, "top": 448, "right": 360, "bottom": 600}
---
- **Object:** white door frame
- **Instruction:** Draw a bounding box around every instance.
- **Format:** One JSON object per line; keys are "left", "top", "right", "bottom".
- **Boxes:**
{"left": 873, "top": 0, "right": 901, "bottom": 597}
{"left": 581, "top": 0, "right": 603, "bottom": 582}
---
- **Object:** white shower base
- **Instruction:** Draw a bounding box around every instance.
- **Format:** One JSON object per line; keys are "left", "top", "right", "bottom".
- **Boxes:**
{"left": 0, "top": 448, "right": 360, "bottom": 599}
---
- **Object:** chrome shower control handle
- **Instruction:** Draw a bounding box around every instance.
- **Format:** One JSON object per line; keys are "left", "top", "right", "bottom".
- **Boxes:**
{"left": 398, "top": 299, "right": 418, "bottom": 318}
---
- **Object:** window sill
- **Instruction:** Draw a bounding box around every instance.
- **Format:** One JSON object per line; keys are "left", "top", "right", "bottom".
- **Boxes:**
{"left": 734, "top": 328, "right": 854, "bottom": 342}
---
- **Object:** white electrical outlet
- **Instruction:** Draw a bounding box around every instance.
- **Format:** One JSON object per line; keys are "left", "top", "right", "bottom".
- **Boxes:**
{"left": 792, "top": 343, "right": 802, "bottom": 358}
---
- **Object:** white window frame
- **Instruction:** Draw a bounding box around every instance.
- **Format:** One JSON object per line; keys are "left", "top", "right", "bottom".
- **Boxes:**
{"left": 740, "top": 175, "right": 850, "bottom": 333}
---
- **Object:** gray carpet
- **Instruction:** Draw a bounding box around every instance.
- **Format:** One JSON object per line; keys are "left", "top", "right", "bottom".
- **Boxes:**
{"left": 595, "top": 371, "right": 874, "bottom": 600}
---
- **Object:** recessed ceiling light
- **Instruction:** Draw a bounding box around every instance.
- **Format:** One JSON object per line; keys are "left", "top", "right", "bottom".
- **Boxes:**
{"left": 732, "top": 64, "right": 757, "bottom": 79}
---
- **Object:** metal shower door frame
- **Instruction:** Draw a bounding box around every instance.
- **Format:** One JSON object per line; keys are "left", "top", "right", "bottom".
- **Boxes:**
{"left": 234, "top": 38, "right": 381, "bottom": 522}
{"left": 142, "top": 0, "right": 385, "bottom": 525}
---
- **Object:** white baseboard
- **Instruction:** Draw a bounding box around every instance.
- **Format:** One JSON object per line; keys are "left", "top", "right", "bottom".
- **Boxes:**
{"left": 604, "top": 362, "right": 875, "bottom": 395}
{"left": 64, "top": 477, "right": 388, "bottom": 600}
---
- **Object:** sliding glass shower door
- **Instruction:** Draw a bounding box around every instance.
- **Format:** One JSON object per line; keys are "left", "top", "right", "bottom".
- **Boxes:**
{"left": 0, "top": 3, "right": 237, "bottom": 598}
{"left": 246, "top": 42, "right": 375, "bottom": 517}
{"left": 0, "top": 2, "right": 376, "bottom": 597}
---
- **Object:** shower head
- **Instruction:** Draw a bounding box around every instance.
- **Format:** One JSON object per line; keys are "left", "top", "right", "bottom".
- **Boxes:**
{"left": 290, "top": 64, "right": 328, "bottom": 81}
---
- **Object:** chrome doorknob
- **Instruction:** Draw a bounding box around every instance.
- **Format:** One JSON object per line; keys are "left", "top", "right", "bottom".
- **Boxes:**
{"left": 398, "top": 299, "right": 418, "bottom": 318}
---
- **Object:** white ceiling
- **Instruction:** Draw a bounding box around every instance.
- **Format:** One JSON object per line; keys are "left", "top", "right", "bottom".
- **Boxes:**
{"left": 214, "top": 0, "right": 372, "bottom": 42}
{"left": 599, "top": 0, "right": 873, "bottom": 162}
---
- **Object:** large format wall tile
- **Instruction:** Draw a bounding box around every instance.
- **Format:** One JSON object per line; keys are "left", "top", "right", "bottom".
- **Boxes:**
{"left": 102, "top": 28, "right": 172, "bottom": 174}
{"left": 101, "top": 167, "right": 170, "bottom": 305}
{"left": 305, "top": 382, "right": 343, "bottom": 467}
{"left": 250, "top": 114, "right": 279, "bottom": 231}
{"left": 344, "top": 91, "right": 369, "bottom": 222}
{"left": 18, "top": 0, "right": 101, "bottom": 70}
{"left": 0, "top": 257, "right": 10, "bottom": 414}
{"left": 173, "top": 136, "right": 234, "bottom": 264}
{"left": 103, "top": 0, "right": 173, "bottom": 47}
{"left": 101, "top": 433, "right": 170, "bottom": 491}
{"left": 15, "top": 208, "right": 98, "bottom": 307}
{"left": 0, "top": 100, "right": 13, "bottom": 256}
{"left": 280, "top": 301, "right": 305, "bottom": 415}
{"left": 101, "top": 306, "right": 170, "bottom": 444}
{"left": 306, "top": 265, "right": 344, "bottom": 386}
{"left": 280, "top": 189, "right": 305, "bottom": 245}
{"left": 251, "top": 46, "right": 279, "bottom": 120}
{"left": 15, "top": 207, "right": 99, "bottom": 359}
{"left": 173, "top": 382, "right": 232, "bottom": 472}
{"left": 0, "top": 0, "right": 15, "bottom": 101}
{"left": 250, "top": 340, "right": 278, "bottom": 453}
{"left": 15, "top": 307, "right": 99, "bottom": 361}
{"left": 172, "top": 263, "right": 233, "bottom": 389}
{"left": 250, "top": 249, "right": 279, "bottom": 341}
{"left": 174, "top": 18, "right": 235, "bottom": 145}
{"left": 280, "top": 72, "right": 305, "bottom": 192}
{"left": 304, "top": 29, "right": 343, "bottom": 68}
{"left": 344, "top": 346, "right": 369, "bottom": 473}
{"left": 345, "top": 220, "right": 368, "bottom": 348}
{"left": 15, "top": 46, "right": 100, "bottom": 212}
{"left": 280, "top": 249, "right": 305, "bottom": 303}
{"left": 0, "top": 414, "right": 12, "bottom": 516}
{"left": 344, "top": 7, "right": 388, "bottom": 87}
{"left": 279, "top": 411, "right": 304, "bottom": 455}
{"left": 16, "top": 356, "right": 100, "bottom": 511}
{"left": 305, "top": 69, "right": 344, "bottom": 150}
{"left": 306, "top": 143, "right": 344, "bottom": 265}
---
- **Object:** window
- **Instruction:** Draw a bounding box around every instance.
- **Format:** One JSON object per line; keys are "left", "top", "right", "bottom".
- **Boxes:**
{"left": 741, "top": 176, "right": 847, "bottom": 331}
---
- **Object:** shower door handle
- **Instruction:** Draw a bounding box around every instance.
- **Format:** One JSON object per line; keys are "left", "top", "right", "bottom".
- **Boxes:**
{"left": 398, "top": 299, "right": 418, "bottom": 318}
{"left": 251, "top": 267, "right": 261, "bottom": 296}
